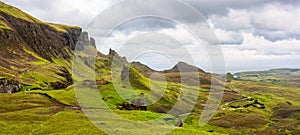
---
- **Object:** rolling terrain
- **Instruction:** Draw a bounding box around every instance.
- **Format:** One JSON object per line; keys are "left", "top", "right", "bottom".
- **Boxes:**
{"left": 235, "top": 68, "right": 300, "bottom": 87}
{"left": 0, "top": 1, "right": 299, "bottom": 134}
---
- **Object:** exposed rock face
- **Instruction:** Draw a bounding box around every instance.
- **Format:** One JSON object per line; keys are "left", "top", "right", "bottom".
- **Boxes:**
{"left": 0, "top": 11, "right": 82, "bottom": 60}
{"left": 0, "top": 2, "right": 98, "bottom": 89}
{"left": 48, "top": 67, "right": 73, "bottom": 89}
{"left": 121, "top": 66, "right": 129, "bottom": 81}
{"left": 75, "top": 31, "right": 96, "bottom": 50}
{"left": 0, "top": 78, "right": 20, "bottom": 93}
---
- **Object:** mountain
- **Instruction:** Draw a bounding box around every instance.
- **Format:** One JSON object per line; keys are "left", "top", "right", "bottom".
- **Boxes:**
{"left": 0, "top": 1, "right": 214, "bottom": 92}
{"left": 161, "top": 62, "right": 214, "bottom": 88}
{"left": 130, "top": 61, "right": 156, "bottom": 77}
{"left": 0, "top": 1, "right": 97, "bottom": 91}
{"left": 0, "top": 2, "right": 300, "bottom": 135}
{"left": 164, "top": 62, "right": 205, "bottom": 73}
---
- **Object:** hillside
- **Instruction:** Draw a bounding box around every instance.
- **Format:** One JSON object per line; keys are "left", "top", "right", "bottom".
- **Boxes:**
{"left": 0, "top": 1, "right": 300, "bottom": 135}
{"left": 164, "top": 62, "right": 205, "bottom": 73}
{"left": 0, "top": 2, "right": 98, "bottom": 90}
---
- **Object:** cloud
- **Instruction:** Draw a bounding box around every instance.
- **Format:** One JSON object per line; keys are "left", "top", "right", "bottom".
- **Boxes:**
{"left": 1, "top": 0, "right": 299, "bottom": 72}
{"left": 99, "top": 25, "right": 213, "bottom": 71}
{"left": 209, "top": 3, "right": 300, "bottom": 42}
{"left": 222, "top": 33, "right": 300, "bottom": 72}
{"left": 1, "top": 0, "right": 113, "bottom": 26}
{"left": 214, "top": 28, "right": 244, "bottom": 44}
{"left": 185, "top": 0, "right": 299, "bottom": 16}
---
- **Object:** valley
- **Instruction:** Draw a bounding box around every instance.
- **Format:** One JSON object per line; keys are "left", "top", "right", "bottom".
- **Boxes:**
{"left": 0, "top": 1, "right": 299, "bottom": 135}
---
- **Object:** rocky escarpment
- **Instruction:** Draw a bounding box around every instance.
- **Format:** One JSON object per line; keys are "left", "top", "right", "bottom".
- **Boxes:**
{"left": 0, "top": 11, "right": 82, "bottom": 60}
{"left": 0, "top": 2, "right": 97, "bottom": 90}
{"left": 0, "top": 78, "right": 20, "bottom": 93}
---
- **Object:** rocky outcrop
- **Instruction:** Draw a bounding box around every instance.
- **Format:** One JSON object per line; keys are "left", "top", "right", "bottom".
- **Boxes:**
{"left": 0, "top": 2, "right": 99, "bottom": 89}
{"left": 0, "top": 11, "right": 82, "bottom": 60}
{"left": 121, "top": 66, "right": 129, "bottom": 81}
{"left": 48, "top": 67, "right": 73, "bottom": 89}
{"left": 0, "top": 78, "right": 21, "bottom": 93}
{"left": 75, "top": 31, "right": 96, "bottom": 50}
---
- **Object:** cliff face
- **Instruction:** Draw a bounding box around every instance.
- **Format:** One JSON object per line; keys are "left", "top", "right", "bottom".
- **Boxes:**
{"left": 0, "top": 11, "right": 82, "bottom": 60}
{"left": 0, "top": 2, "right": 95, "bottom": 91}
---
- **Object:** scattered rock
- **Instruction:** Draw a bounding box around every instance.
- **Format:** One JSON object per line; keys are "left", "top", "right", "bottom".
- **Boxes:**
{"left": 121, "top": 66, "right": 129, "bottom": 81}
{"left": 0, "top": 78, "right": 21, "bottom": 93}
{"left": 175, "top": 119, "right": 183, "bottom": 127}
{"left": 96, "top": 79, "right": 110, "bottom": 85}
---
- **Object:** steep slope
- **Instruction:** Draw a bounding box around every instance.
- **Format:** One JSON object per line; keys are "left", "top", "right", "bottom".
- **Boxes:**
{"left": 130, "top": 61, "right": 156, "bottom": 77}
{"left": 0, "top": 2, "right": 96, "bottom": 90}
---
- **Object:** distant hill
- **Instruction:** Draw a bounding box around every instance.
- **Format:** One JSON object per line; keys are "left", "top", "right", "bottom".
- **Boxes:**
{"left": 1, "top": 2, "right": 300, "bottom": 134}
{"left": 130, "top": 61, "right": 156, "bottom": 77}
{"left": 129, "top": 61, "right": 216, "bottom": 88}
{"left": 164, "top": 62, "right": 205, "bottom": 73}
{"left": 235, "top": 68, "right": 300, "bottom": 87}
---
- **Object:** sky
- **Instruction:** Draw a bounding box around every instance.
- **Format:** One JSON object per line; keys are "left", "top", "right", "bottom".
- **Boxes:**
{"left": 2, "top": 0, "right": 300, "bottom": 73}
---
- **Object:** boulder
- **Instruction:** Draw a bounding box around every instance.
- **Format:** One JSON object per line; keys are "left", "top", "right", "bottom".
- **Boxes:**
{"left": 0, "top": 78, "right": 21, "bottom": 93}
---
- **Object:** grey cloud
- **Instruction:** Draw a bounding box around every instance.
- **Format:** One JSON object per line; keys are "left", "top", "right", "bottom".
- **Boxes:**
{"left": 86, "top": 0, "right": 209, "bottom": 33}
{"left": 210, "top": 3, "right": 300, "bottom": 43}
{"left": 1, "top": 0, "right": 300, "bottom": 72}
{"left": 3, "top": 0, "right": 299, "bottom": 41}
{"left": 1, "top": 0, "right": 105, "bottom": 26}
{"left": 109, "top": 17, "right": 175, "bottom": 36}
{"left": 254, "top": 30, "right": 300, "bottom": 41}
{"left": 185, "top": 0, "right": 299, "bottom": 17}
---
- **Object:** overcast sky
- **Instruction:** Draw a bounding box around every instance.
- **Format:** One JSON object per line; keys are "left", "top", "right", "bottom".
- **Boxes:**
{"left": 2, "top": 0, "right": 300, "bottom": 73}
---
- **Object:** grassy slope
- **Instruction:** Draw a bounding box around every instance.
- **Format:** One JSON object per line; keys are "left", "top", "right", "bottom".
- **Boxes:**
{"left": 0, "top": 90, "right": 221, "bottom": 135}
{"left": 2, "top": 60, "right": 300, "bottom": 134}
{"left": 0, "top": 1, "right": 80, "bottom": 89}
{"left": 2, "top": 41, "right": 299, "bottom": 134}
{"left": 0, "top": 1, "right": 42, "bottom": 24}
{"left": 6, "top": 44, "right": 300, "bottom": 134}
{"left": 210, "top": 80, "right": 300, "bottom": 134}
{"left": 4, "top": 45, "right": 228, "bottom": 134}
{"left": 46, "top": 23, "right": 81, "bottom": 33}
{"left": 0, "top": 93, "right": 105, "bottom": 134}
{"left": 0, "top": 2, "right": 299, "bottom": 134}
{"left": 0, "top": 1, "right": 79, "bottom": 32}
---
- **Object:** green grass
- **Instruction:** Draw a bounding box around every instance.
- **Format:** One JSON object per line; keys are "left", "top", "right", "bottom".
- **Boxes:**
{"left": 20, "top": 64, "right": 68, "bottom": 89}
{"left": 22, "top": 47, "right": 49, "bottom": 63}
{"left": 30, "top": 110, "right": 105, "bottom": 134}
{"left": 0, "top": 18, "right": 11, "bottom": 30}
{"left": 0, "top": 109, "right": 105, "bottom": 134}
{"left": 46, "top": 23, "right": 81, "bottom": 33}
{"left": 52, "top": 57, "right": 72, "bottom": 72}
{"left": 235, "top": 68, "right": 300, "bottom": 87}
{"left": 0, "top": 89, "right": 220, "bottom": 134}
{"left": 3, "top": 75, "right": 300, "bottom": 134}
{"left": 0, "top": 31, "right": 299, "bottom": 134}
{"left": 0, "top": 1, "right": 42, "bottom": 23}
{"left": 0, "top": 2, "right": 80, "bottom": 33}
{"left": 29, "top": 87, "right": 77, "bottom": 106}
{"left": 0, "top": 93, "right": 54, "bottom": 113}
